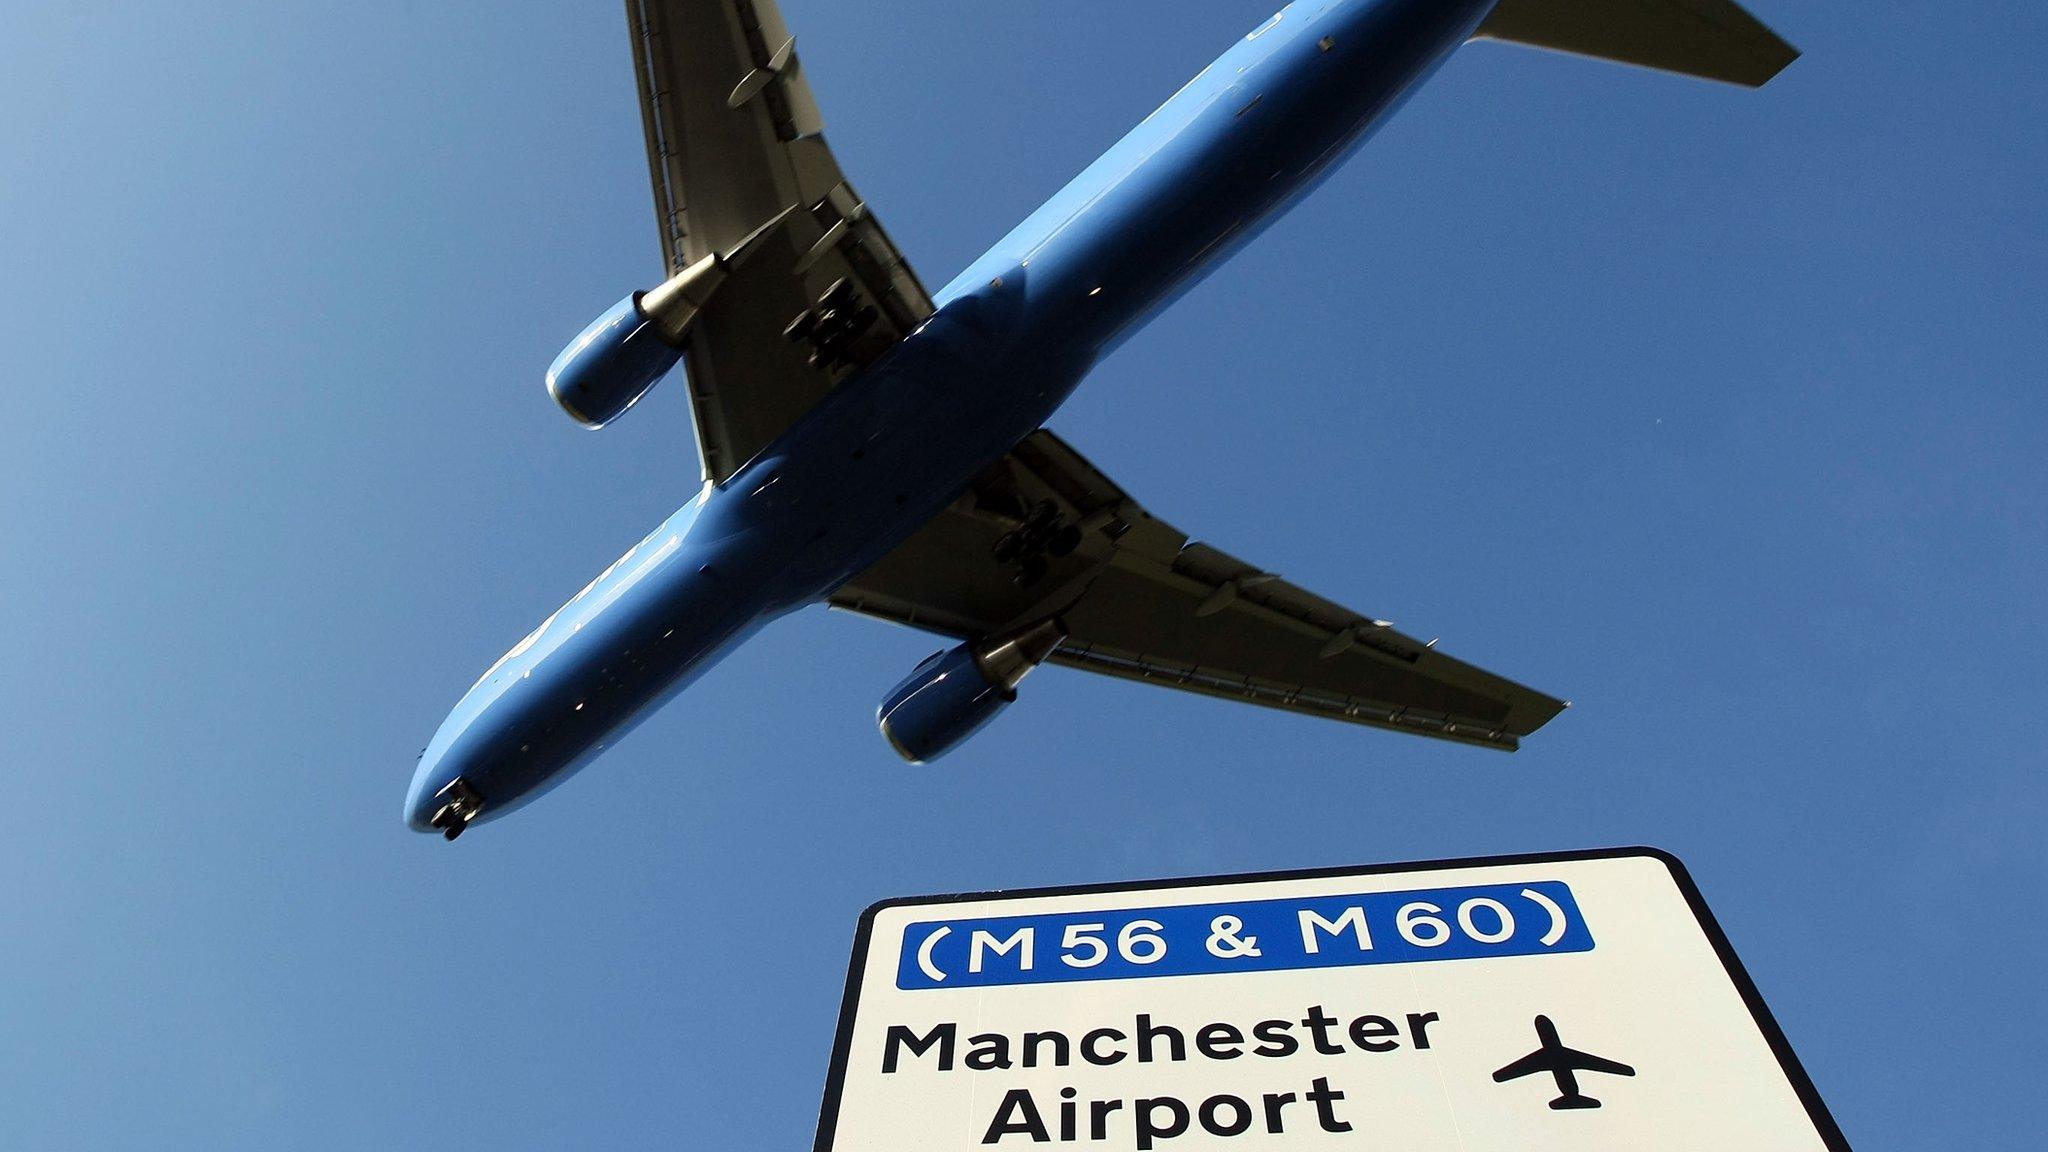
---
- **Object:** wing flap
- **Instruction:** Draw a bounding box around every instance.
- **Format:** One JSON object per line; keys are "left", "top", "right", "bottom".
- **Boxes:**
{"left": 1055, "top": 556, "right": 1557, "bottom": 751}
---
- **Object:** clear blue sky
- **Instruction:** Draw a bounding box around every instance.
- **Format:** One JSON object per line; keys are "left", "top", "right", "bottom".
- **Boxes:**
{"left": 2, "top": 1, "right": 2040, "bottom": 1147}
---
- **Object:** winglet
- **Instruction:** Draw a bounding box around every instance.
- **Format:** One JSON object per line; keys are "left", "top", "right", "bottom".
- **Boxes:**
{"left": 1474, "top": 0, "right": 1799, "bottom": 88}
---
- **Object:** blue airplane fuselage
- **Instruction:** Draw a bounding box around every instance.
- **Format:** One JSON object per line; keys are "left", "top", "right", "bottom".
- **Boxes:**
{"left": 406, "top": 0, "right": 1498, "bottom": 832}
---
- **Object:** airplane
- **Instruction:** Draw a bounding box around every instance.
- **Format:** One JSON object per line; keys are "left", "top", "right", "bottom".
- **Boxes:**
{"left": 405, "top": 0, "right": 1798, "bottom": 839}
{"left": 1492, "top": 1014, "right": 1639, "bottom": 1110}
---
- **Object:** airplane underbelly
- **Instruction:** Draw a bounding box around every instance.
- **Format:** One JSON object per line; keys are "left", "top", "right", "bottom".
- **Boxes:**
{"left": 713, "top": 283, "right": 1090, "bottom": 602}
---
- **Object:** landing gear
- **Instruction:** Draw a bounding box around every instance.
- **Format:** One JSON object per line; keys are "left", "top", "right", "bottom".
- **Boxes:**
{"left": 784, "top": 278, "right": 879, "bottom": 373}
{"left": 994, "top": 501, "right": 1084, "bottom": 587}
{"left": 429, "top": 777, "right": 485, "bottom": 843}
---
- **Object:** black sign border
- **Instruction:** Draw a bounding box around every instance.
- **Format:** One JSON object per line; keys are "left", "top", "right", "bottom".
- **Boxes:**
{"left": 813, "top": 846, "right": 1850, "bottom": 1151}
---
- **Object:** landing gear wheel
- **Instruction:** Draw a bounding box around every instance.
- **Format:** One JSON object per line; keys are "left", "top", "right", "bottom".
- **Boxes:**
{"left": 427, "top": 778, "right": 484, "bottom": 844}
{"left": 433, "top": 805, "right": 469, "bottom": 841}
{"left": 784, "top": 278, "right": 878, "bottom": 373}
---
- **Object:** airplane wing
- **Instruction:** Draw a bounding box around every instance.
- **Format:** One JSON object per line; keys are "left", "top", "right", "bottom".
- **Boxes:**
{"left": 831, "top": 432, "right": 1568, "bottom": 751}
{"left": 628, "top": 0, "right": 935, "bottom": 482}
{"left": 1491, "top": 1050, "right": 1557, "bottom": 1083}
{"left": 1558, "top": 1047, "right": 1637, "bottom": 1078}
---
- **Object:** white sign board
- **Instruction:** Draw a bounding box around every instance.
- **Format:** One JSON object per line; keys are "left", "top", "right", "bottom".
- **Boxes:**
{"left": 814, "top": 849, "right": 1846, "bottom": 1151}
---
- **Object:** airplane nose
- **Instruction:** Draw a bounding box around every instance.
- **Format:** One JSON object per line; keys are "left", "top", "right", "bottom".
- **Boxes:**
{"left": 404, "top": 760, "right": 438, "bottom": 833}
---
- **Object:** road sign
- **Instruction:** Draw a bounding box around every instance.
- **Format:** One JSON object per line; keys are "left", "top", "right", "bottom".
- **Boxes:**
{"left": 814, "top": 849, "right": 1848, "bottom": 1151}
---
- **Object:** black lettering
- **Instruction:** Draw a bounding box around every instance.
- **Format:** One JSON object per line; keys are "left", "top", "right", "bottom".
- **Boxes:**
{"left": 884, "top": 1023, "right": 955, "bottom": 1073}
{"left": 1199, "top": 1095, "right": 1253, "bottom": 1137}
{"left": 1136, "top": 1097, "right": 1189, "bottom": 1150}
{"left": 1407, "top": 1012, "right": 1440, "bottom": 1050}
{"left": 1262, "top": 1092, "right": 1297, "bottom": 1133}
{"left": 983, "top": 1089, "right": 1050, "bottom": 1145}
{"left": 1059, "top": 1088, "right": 1077, "bottom": 1142}
{"left": 1196, "top": 1023, "right": 1244, "bottom": 1060}
{"left": 1083, "top": 1027, "right": 1128, "bottom": 1066}
{"left": 967, "top": 1032, "right": 1014, "bottom": 1071}
{"left": 1091, "top": 1099, "right": 1124, "bottom": 1141}
{"left": 1024, "top": 1030, "right": 1071, "bottom": 1068}
{"left": 1306, "top": 1077, "right": 1353, "bottom": 1134}
{"left": 1251, "top": 1019, "right": 1298, "bottom": 1058}
{"left": 1348, "top": 1014, "right": 1401, "bottom": 1053}
{"left": 1137, "top": 1014, "right": 1186, "bottom": 1063}
{"left": 1301, "top": 1006, "right": 1345, "bottom": 1056}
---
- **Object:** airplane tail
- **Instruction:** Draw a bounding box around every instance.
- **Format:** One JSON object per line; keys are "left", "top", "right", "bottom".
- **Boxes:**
{"left": 1550, "top": 1095, "right": 1604, "bottom": 1111}
{"left": 1473, "top": 0, "right": 1799, "bottom": 88}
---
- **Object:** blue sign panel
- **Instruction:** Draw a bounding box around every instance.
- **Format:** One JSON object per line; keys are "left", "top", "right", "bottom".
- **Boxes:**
{"left": 896, "top": 881, "right": 1591, "bottom": 990}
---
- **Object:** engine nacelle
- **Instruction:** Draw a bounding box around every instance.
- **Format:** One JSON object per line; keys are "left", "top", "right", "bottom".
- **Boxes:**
{"left": 877, "top": 622, "right": 1065, "bottom": 764}
{"left": 546, "top": 254, "right": 727, "bottom": 428}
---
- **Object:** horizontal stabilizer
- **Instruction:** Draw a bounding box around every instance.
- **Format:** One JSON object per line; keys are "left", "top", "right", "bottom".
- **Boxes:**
{"left": 1475, "top": 0, "right": 1799, "bottom": 88}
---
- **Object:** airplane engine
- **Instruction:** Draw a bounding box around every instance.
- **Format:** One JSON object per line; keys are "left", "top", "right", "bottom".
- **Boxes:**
{"left": 546, "top": 254, "right": 727, "bottom": 428}
{"left": 877, "top": 622, "right": 1065, "bottom": 764}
